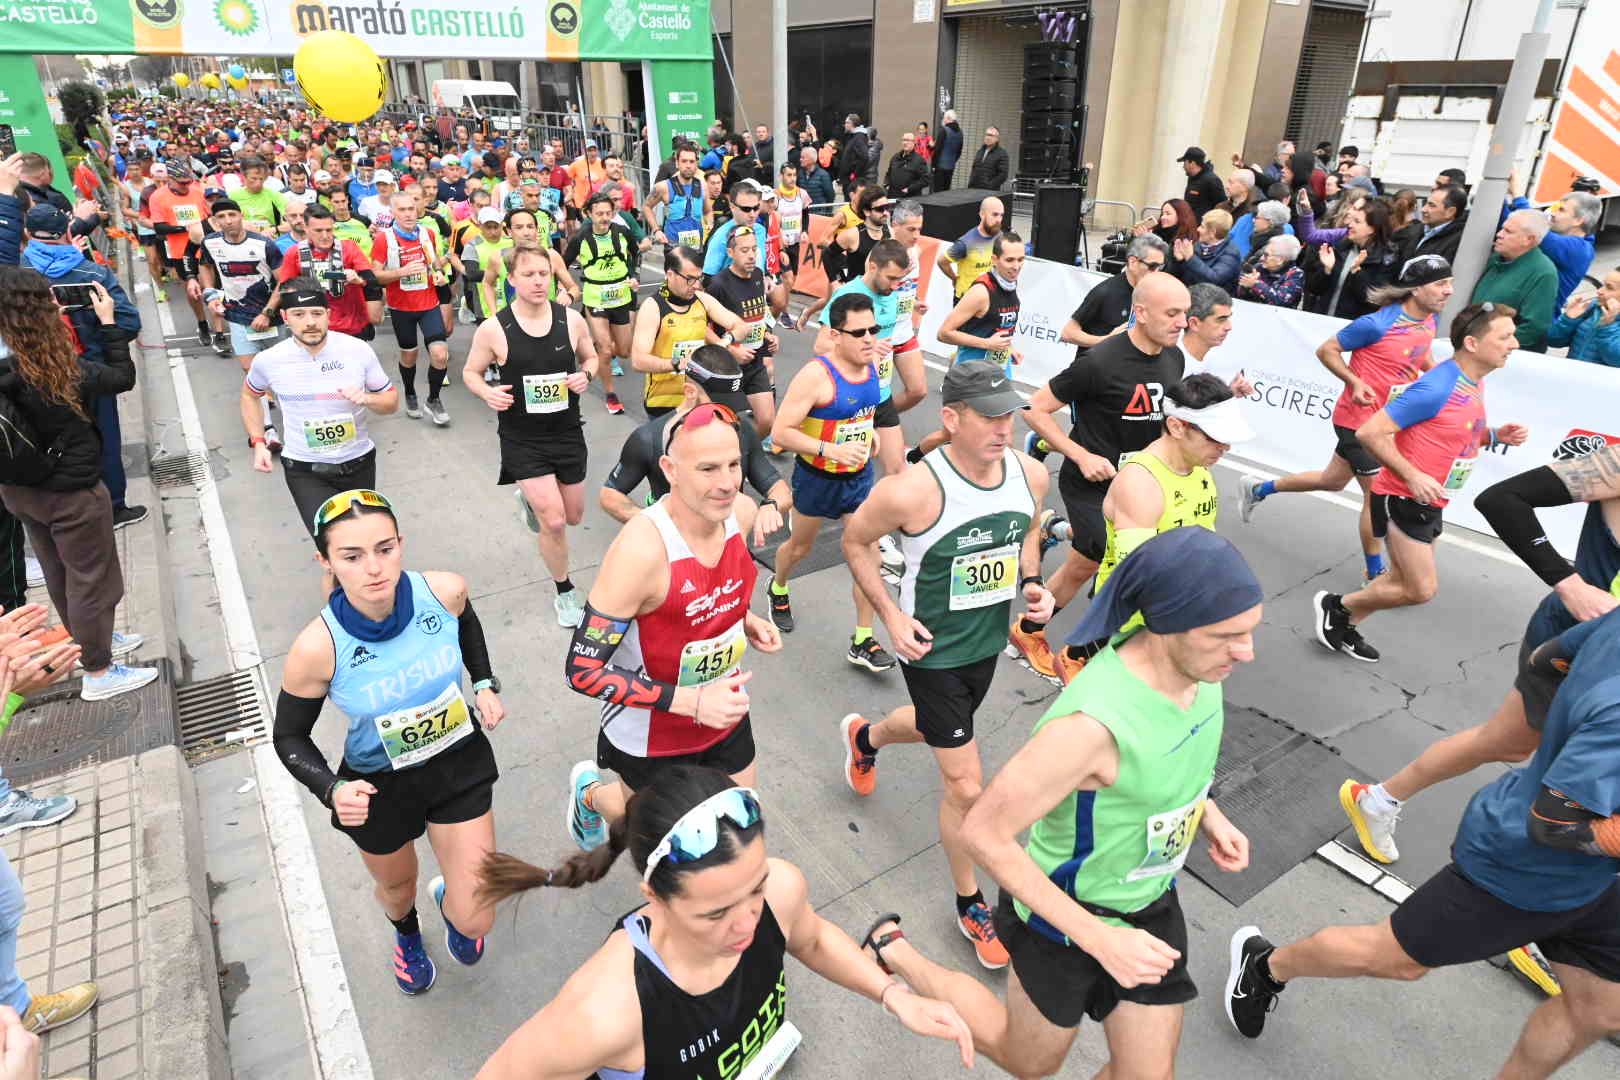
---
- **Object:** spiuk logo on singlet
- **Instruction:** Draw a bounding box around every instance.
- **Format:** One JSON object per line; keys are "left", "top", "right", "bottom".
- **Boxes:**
{"left": 1123, "top": 382, "right": 1166, "bottom": 421}
{"left": 684, "top": 579, "right": 745, "bottom": 622}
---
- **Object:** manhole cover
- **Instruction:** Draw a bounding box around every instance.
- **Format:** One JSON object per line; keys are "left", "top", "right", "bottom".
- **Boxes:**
{"left": 0, "top": 661, "right": 177, "bottom": 786}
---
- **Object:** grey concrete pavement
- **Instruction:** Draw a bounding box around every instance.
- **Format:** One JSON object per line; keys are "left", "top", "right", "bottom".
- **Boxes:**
{"left": 157, "top": 280, "right": 1619, "bottom": 1078}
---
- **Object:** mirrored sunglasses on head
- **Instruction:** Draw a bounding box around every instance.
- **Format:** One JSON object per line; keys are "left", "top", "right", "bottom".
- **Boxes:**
{"left": 642, "top": 787, "right": 762, "bottom": 883}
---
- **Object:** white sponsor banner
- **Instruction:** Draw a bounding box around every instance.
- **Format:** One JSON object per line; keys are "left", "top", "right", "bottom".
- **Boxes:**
{"left": 917, "top": 255, "right": 1620, "bottom": 552}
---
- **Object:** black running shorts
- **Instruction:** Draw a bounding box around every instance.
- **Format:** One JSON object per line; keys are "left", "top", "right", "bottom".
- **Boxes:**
{"left": 1333, "top": 425, "right": 1382, "bottom": 477}
{"left": 282, "top": 449, "right": 377, "bottom": 539}
{"left": 583, "top": 303, "right": 633, "bottom": 326}
{"left": 498, "top": 428, "right": 588, "bottom": 486}
{"left": 1371, "top": 493, "right": 1444, "bottom": 545}
{"left": 874, "top": 396, "right": 901, "bottom": 430}
{"left": 739, "top": 357, "right": 774, "bottom": 397}
{"left": 1057, "top": 470, "right": 1108, "bottom": 563}
{"left": 596, "top": 716, "right": 756, "bottom": 792}
{"left": 1391, "top": 864, "right": 1620, "bottom": 981}
{"left": 899, "top": 654, "right": 998, "bottom": 749}
{"left": 994, "top": 888, "right": 1198, "bottom": 1028}
{"left": 331, "top": 726, "right": 499, "bottom": 855}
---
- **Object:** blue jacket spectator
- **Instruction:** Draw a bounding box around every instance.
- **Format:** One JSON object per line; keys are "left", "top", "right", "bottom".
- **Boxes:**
{"left": 798, "top": 160, "right": 835, "bottom": 208}
{"left": 935, "top": 118, "right": 964, "bottom": 172}
{"left": 1229, "top": 199, "right": 1294, "bottom": 259}
{"left": 1548, "top": 283, "right": 1620, "bottom": 368}
{"left": 1502, "top": 191, "right": 1599, "bottom": 311}
{"left": 1176, "top": 210, "right": 1241, "bottom": 292}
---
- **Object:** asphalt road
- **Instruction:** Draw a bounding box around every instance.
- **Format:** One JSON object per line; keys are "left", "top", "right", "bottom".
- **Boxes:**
{"left": 148, "top": 275, "right": 1619, "bottom": 1080}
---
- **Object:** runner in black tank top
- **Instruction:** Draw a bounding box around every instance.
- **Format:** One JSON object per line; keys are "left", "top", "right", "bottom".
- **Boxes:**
{"left": 474, "top": 767, "right": 974, "bottom": 1079}
{"left": 843, "top": 220, "right": 891, "bottom": 284}
{"left": 463, "top": 245, "right": 601, "bottom": 628}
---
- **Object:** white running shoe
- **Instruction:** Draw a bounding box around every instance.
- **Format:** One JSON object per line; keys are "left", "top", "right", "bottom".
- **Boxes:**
{"left": 554, "top": 589, "right": 586, "bottom": 628}
{"left": 24, "top": 557, "right": 43, "bottom": 588}
{"left": 80, "top": 664, "right": 159, "bottom": 702}
{"left": 1338, "top": 780, "right": 1400, "bottom": 863}
{"left": 877, "top": 535, "right": 905, "bottom": 580}
{"left": 1238, "top": 474, "right": 1263, "bottom": 524}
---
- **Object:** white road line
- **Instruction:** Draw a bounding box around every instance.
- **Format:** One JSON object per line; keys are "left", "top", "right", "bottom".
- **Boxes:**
{"left": 156, "top": 301, "right": 374, "bottom": 1080}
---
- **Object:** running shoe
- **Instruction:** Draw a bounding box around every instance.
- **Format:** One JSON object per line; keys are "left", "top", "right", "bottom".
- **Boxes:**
{"left": 611, "top": 358, "right": 624, "bottom": 377}
{"left": 80, "top": 664, "right": 158, "bottom": 702}
{"left": 211, "top": 331, "right": 231, "bottom": 357}
{"left": 458, "top": 304, "right": 477, "bottom": 325}
{"left": 109, "top": 630, "right": 144, "bottom": 660}
{"left": 196, "top": 324, "right": 211, "bottom": 348}
{"left": 112, "top": 504, "right": 149, "bottom": 530}
{"left": 1506, "top": 944, "right": 1562, "bottom": 997}
{"left": 0, "top": 791, "right": 77, "bottom": 836}
{"left": 1338, "top": 626, "right": 1380, "bottom": 664}
{"left": 839, "top": 714, "right": 877, "bottom": 796}
{"left": 1338, "top": 780, "right": 1399, "bottom": 863}
{"left": 1226, "top": 927, "right": 1283, "bottom": 1038}
{"left": 1312, "top": 591, "right": 1350, "bottom": 653}
{"left": 264, "top": 425, "right": 283, "bottom": 454}
{"left": 554, "top": 589, "right": 586, "bottom": 628}
{"left": 768, "top": 587, "right": 794, "bottom": 633}
{"left": 21, "top": 981, "right": 97, "bottom": 1034}
{"left": 778, "top": 311, "right": 797, "bottom": 331}
{"left": 483, "top": 364, "right": 501, "bottom": 386}
{"left": 604, "top": 393, "right": 625, "bottom": 416}
{"left": 425, "top": 398, "right": 450, "bottom": 427}
{"left": 1008, "top": 620, "right": 1058, "bottom": 679}
{"left": 1238, "top": 474, "right": 1264, "bottom": 524}
{"left": 515, "top": 488, "right": 540, "bottom": 534}
{"left": 154, "top": 285, "right": 169, "bottom": 303}
{"left": 566, "top": 760, "right": 609, "bottom": 850}
{"left": 1055, "top": 648, "right": 1088, "bottom": 685}
{"left": 1035, "top": 507, "right": 1070, "bottom": 555}
{"left": 404, "top": 392, "right": 421, "bottom": 419}
{"left": 877, "top": 535, "right": 905, "bottom": 580}
{"left": 1022, "top": 430, "right": 1050, "bottom": 463}
{"left": 847, "top": 637, "right": 897, "bottom": 673}
{"left": 393, "top": 930, "right": 437, "bottom": 995}
{"left": 958, "top": 901, "right": 1009, "bottom": 970}
{"left": 429, "top": 874, "right": 484, "bottom": 966}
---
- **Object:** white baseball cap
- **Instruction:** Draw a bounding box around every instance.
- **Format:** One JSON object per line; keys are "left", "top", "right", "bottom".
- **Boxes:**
{"left": 374, "top": 170, "right": 395, "bottom": 185}
{"left": 313, "top": 169, "right": 332, "bottom": 182}
{"left": 476, "top": 207, "right": 503, "bottom": 224}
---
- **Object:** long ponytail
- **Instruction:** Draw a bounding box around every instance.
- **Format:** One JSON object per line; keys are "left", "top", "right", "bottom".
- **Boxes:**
{"left": 476, "top": 814, "right": 630, "bottom": 907}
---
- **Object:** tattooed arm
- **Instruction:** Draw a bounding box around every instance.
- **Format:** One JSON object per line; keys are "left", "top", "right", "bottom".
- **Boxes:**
{"left": 1554, "top": 443, "right": 1620, "bottom": 502}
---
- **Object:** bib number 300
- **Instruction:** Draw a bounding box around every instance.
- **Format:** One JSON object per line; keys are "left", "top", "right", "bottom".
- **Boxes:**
{"left": 949, "top": 544, "right": 1018, "bottom": 610}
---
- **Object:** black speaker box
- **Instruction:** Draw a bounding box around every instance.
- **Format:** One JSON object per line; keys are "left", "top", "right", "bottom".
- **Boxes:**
{"left": 1031, "top": 183, "right": 1084, "bottom": 264}
{"left": 1023, "top": 80, "right": 1077, "bottom": 111}
{"left": 915, "top": 187, "right": 997, "bottom": 243}
{"left": 1023, "top": 43, "right": 1078, "bottom": 80}
{"left": 1021, "top": 110, "right": 1076, "bottom": 145}
{"left": 1019, "top": 143, "right": 1076, "bottom": 177}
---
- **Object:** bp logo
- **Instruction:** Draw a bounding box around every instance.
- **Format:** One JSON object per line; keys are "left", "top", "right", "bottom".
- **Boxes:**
{"left": 133, "top": 0, "right": 182, "bottom": 29}
{"left": 215, "top": 0, "right": 259, "bottom": 36}
{"left": 549, "top": 1, "right": 579, "bottom": 36}
{"left": 605, "top": 0, "right": 636, "bottom": 41}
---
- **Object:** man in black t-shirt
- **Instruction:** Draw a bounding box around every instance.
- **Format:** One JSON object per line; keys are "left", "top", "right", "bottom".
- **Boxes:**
{"left": 702, "top": 228, "right": 779, "bottom": 438}
{"left": 1058, "top": 235, "right": 1169, "bottom": 363}
{"left": 1009, "top": 273, "right": 1190, "bottom": 681}
{"left": 599, "top": 345, "right": 790, "bottom": 547}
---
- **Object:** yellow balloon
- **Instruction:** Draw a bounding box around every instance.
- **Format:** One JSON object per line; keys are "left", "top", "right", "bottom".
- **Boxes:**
{"left": 200, "top": 73, "right": 221, "bottom": 90}
{"left": 227, "top": 75, "right": 248, "bottom": 90}
{"left": 172, "top": 73, "right": 191, "bottom": 88}
{"left": 294, "top": 30, "right": 388, "bottom": 124}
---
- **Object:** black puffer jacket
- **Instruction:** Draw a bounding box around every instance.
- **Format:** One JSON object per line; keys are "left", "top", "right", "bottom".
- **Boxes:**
{"left": 0, "top": 325, "right": 135, "bottom": 492}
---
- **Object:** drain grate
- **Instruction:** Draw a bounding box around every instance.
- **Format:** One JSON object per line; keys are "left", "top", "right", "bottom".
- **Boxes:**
{"left": 150, "top": 450, "right": 210, "bottom": 488}
{"left": 176, "top": 670, "right": 267, "bottom": 752}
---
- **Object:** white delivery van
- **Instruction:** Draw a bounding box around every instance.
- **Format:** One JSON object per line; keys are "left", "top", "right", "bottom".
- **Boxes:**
{"left": 430, "top": 79, "right": 523, "bottom": 135}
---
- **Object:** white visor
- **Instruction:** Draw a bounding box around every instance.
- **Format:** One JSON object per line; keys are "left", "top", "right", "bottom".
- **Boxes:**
{"left": 1165, "top": 396, "right": 1253, "bottom": 445}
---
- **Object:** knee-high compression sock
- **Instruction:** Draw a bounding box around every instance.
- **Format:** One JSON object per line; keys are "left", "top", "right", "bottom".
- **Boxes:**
{"left": 427, "top": 365, "right": 448, "bottom": 402}
{"left": 398, "top": 364, "right": 418, "bottom": 396}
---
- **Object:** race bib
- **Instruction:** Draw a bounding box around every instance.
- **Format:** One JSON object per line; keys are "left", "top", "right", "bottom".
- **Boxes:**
{"left": 876, "top": 350, "right": 894, "bottom": 388}
{"left": 835, "top": 418, "right": 874, "bottom": 446}
{"left": 1444, "top": 454, "right": 1477, "bottom": 492}
{"left": 1126, "top": 786, "right": 1209, "bottom": 882}
{"left": 400, "top": 263, "right": 429, "bottom": 291}
{"left": 523, "top": 372, "right": 570, "bottom": 414}
{"left": 677, "top": 620, "right": 747, "bottom": 687}
{"left": 740, "top": 319, "right": 767, "bottom": 348}
{"left": 779, "top": 213, "right": 801, "bottom": 238}
{"left": 302, "top": 414, "right": 357, "bottom": 452}
{"left": 672, "top": 338, "right": 702, "bottom": 366}
{"left": 734, "top": 1021, "right": 803, "bottom": 1080}
{"left": 988, "top": 347, "right": 1012, "bottom": 367}
{"left": 895, "top": 286, "right": 916, "bottom": 318}
{"left": 677, "top": 228, "right": 701, "bottom": 249}
{"left": 596, "top": 280, "right": 632, "bottom": 307}
{"left": 173, "top": 203, "right": 202, "bottom": 225}
{"left": 372, "top": 683, "right": 473, "bottom": 770}
{"left": 949, "top": 544, "right": 1018, "bottom": 611}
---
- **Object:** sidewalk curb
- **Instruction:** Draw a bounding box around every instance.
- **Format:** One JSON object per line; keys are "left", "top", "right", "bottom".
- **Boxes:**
{"left": 135, "top": 744, "right": 229, "bottom": 1078}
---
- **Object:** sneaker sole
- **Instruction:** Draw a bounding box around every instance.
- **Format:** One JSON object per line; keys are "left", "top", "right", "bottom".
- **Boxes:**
{"left": 1238, "top": 474, "right": 1260, "bottom": 524}
{"left": 25, "top": 997, "right": 97, "bottom": 1033}
{"left": 0, "top": 807, "right": 76, "bottom": 836}
{"left": 1338, "top": 780, "right": 1395, "bottom": 864}
{"left": 567, "top": 761, "right": 606, "bottom": 851}
{"left": 1009, "top": 627, "right": 1059, "bottom": 680}
{"left": 1507, "top": 945, "right": 1563, "bottom": 997}
{"left": 956, "top": 916, "right": 1008, "bottom": 970}
{"left": 1225, "top": 925, "right": 1262, "bottom": 1037}
{"left": 112, "top": 513, "right": 149, "bottom": 531}
{"left": 79, "top": 668, "right": 159, "bottom": 702}
{"left": 429, "top": 875, "right": 482, "bottom": 967}
{"left": 1311, "top": 591, "right": 1338, "bottom": 653}
{"left": 846, "top": 651, "right": 895, "bottom": 673}
{"left": 109, "top": 641, "right": 143, "bottom": 660}
{"left": 839, "top": 714, "right": 871, "bottom": 796}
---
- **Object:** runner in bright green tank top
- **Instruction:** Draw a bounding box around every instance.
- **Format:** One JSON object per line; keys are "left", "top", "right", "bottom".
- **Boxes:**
{"left": 855, "top": 528, "right": 1259, "bottom": 1080}
{"left": 835, "top": 361, "right": 1053, "bottom": 971}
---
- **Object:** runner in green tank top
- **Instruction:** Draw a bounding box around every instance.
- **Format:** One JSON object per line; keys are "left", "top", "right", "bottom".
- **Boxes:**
{"left": 836, "top": 361, "right": 1053, "bottom": 971}
{"left": 854, "top": 529, "right": 1260, "bottom": 1079}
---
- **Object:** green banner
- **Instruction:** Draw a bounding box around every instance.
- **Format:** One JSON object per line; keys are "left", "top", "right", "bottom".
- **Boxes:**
{"left": 647, "top": 59, "right": 715, "bottom": 164}
{"left": 0, "top": 54, "right": 72, "bottom": 200}
{"left": 0, "top": 0, "right": 135, "bottom": 55}
{"left": 581, "top": 0, "right": 706, "bottom": 59}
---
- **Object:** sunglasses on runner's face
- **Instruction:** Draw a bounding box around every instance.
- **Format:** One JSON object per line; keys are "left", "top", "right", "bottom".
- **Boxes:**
{"left": 733, "top": 202, "right": 760, "bottom": 213}
{"left": 312, "top": 488, "right": 393, "bottom": 533}
{"left": 664, "top": 402, "right": 741, "bottom": 454}
{"left": 838, "top": 324, "right": 881, "bottom": 338}
{"left": 642, "top": 787, "right": 763, "bottom": 883}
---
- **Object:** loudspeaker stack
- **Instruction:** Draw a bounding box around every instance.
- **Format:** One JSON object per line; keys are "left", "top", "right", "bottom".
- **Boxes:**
{"left": 1019, "top": 42, "right": 1080, "bottom": 180}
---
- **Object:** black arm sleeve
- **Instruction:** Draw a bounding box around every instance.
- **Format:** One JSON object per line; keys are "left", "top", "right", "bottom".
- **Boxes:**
{"left": 742, "top": 426, "right": 783, "bottom": 499}
{"left": 565, "top": 602, "right": 678, "bottom": 712}
{"left": 458, "top": 599, "right": 494, "bottom": 684}
{"left": 1528, "top": 785, "right": 1608, "bottom": 856}
{"left": 273, "top": 690, "right": 341, "bottom": 807}
{"left": 604, "top": 430, "right": 654, "bottom": 496}
{"left": 1474, "top": 465, "right": 1578, "bottom": 587}
{"left": 355, "top": 268, "right": 380, "bottom": 289}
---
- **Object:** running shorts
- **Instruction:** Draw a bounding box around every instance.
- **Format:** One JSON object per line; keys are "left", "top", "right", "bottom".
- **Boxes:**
{"left": 1333, "top": 424, "right": 1382, "bottom": 477}
{"left": 1371, "top": 493, "right": 1444, "bottom": 545}
{"left": 994, "top": 887, "right": 1197, "bottom": 1028}
{"left": 899, "top": 654, "right": 998, "bottom": 749}
{"left": 791, "top": 461, "right": 874, "bottom": 520}
{"left": 596, "top": 715, "right": 756, "bottom": 792}
{"left": 893, "top": 336, "right": 921, "bottom": 356}
{"left": 497, "top": 428, "right": 588, "bottom": 487}
{"left": 1391, "top": 864, "right": 1620, "bottom": 981}
{"left": 781, "top": 243, "right": 802, "bottom": 275}
{"left": 435, "top": 282, "right": 454, "bottom": 305}
{"left": 1057, "top": 470, "right": 1108, "bottom": 563}
{"left": 739, "top": 359, "right": 773, "bottom": 397}
{"left": 389, "top": 305, "right": 449, "bottom": 349}
{"left": 331, "top": 726, "right": 499, "bottom": 855}
{"left": 583, "top": 303, "right": 633, "bottom": 326}
{"left": 874, "top": 396, "right": 901, "bottom": 430}
{"left": 227, "top": 320, "right": 283, "bottom": 357}
{"left": 282, "top": 449, "right": 377, "bottom": 538}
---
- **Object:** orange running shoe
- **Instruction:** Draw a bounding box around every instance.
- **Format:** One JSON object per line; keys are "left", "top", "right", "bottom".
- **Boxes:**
{"left": 1056, "top": 648, "right": 1088, "bottom": 685}
{"left": 840, "top": 714, "right": 877, "bottom": 796}
{"left": 1008, "top": 620, "right": 1058, "bottom": 679}
{"left": 958, "top": 899, "right": 1009, "bottom": 970}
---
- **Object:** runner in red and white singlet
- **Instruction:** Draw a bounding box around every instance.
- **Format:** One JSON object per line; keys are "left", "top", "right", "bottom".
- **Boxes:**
{"left": 561, "top": 403, "right": 783, "bottom": 850}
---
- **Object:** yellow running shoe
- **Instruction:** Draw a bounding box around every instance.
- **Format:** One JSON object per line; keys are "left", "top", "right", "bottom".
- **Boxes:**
{"left": 1008, "top": 620, "right": 1057, "bottom": 679}
{"left": 1507, "top": 945, "right": 1562, "bottom": 997}
{"left": 1338, "top": 780, "right": 1399, "bottom": 864}
{"left": 22, "top": 981, "right": 97, "bottom": 1034}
